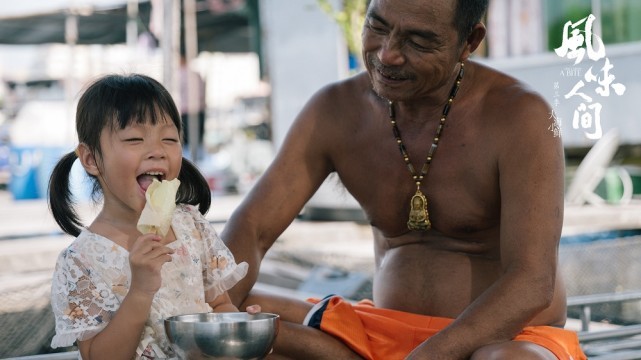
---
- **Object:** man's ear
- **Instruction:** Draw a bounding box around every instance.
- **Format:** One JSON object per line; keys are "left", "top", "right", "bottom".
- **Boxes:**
{"left": 459, "top": 23, "right": 487, "bottom": 62}
{"left": 77, "top": 143, "right": 100, "bottom": 177}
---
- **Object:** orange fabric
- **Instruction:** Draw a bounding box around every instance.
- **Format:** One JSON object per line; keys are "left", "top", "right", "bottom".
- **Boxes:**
{"left": 308, "top": 297, "right": 586, "bottom": 360}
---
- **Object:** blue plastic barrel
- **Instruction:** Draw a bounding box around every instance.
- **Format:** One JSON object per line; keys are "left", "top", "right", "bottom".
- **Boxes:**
{"left": 9, "top": 146, "right": 42, "bottom": 200}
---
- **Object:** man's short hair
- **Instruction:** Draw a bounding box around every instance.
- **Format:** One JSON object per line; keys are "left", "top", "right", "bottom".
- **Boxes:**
{"left": 454, "top": 0, "right": 489, "bottom": 43}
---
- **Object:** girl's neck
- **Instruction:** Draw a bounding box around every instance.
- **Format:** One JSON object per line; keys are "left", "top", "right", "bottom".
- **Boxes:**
{"left": 89, "top": 211, "right": 140, "bottom": 250}
{"left": 89, "top": 210, "right": 177, "bottom": 249}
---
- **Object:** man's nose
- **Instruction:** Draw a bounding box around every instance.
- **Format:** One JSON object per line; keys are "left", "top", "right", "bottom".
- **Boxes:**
{"left": 378, "top": 36, "right": 405, "bottom": 66}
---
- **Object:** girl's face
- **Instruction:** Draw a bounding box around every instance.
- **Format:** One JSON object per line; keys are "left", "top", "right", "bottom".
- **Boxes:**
{"left": 91, "top": 115, "right": 182, "bottom": 220}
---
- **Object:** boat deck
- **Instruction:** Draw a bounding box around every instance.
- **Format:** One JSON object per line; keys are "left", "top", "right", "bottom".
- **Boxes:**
{"left": 1, "top": 191, "right": 641, "bottom": 358}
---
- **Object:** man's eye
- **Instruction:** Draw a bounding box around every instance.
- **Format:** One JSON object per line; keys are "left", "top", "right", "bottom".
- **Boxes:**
{"left": 408, "top": 40, "right": 435, "bottom": 52}
{"left": 366, "top": 21, "right": 387, "bottom": 34}
{"left": 410, "top": 42, "right": 430, "bottom": 51}
{"left": 369, "top": 25, "right": 386, "bottom": 33}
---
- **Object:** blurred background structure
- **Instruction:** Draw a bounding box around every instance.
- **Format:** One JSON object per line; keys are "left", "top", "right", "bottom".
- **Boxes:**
{"left": 0, "top": 0, "right": 640, "bottom": 357}
{"left": 0, "top": 0, "right": 268, "bottom": 200}
{"left": 1, "top": 0, "right": 640, "bottom": 200}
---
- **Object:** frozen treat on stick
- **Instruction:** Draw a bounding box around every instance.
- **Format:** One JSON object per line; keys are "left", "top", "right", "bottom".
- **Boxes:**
{"left": 137, "top": 178, "right": 181, "bottom": 236}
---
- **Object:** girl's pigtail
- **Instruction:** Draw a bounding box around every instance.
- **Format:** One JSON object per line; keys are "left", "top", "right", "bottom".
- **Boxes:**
{"left": 177, "top": 158, "right": 211, "bottom": 215}
{"left": 48, "top": 151, "right": 83, "bottom": 237}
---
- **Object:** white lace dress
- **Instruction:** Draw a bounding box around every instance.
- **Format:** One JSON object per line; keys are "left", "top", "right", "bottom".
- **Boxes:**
{"left": 50, "top": 204, "right": 248, "bottom": 359}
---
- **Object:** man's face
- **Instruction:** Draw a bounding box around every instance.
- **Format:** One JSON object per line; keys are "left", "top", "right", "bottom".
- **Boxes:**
{"left": 362, "top": 0, "right": 464, "bottom": 102}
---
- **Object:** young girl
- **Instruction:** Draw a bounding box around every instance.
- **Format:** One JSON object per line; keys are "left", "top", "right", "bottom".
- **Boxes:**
{"left": 48, "top": 74, "right": 252, "bottom": 359}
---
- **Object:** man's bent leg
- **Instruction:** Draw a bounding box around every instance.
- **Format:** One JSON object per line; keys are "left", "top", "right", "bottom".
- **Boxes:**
{"left": 268, "top": 321, "right": 363, "bottom": 360}
{"left": 240, "top": 289, "right": 314, "bottom": 323}
{"left": 470, "top": 341, "right": 557, "bottom": 360}
{"left": 241, "top": 290, "right": 362, "bottom": 359}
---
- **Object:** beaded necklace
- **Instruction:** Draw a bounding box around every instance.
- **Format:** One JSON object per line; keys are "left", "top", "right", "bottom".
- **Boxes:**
{"left": 388, "top": 62, "right": 465, "bottom": 231}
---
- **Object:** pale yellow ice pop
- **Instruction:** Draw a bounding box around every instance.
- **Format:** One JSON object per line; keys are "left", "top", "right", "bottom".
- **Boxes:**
{"left": 137, "top": 178, "right": 181, "bottom": 236}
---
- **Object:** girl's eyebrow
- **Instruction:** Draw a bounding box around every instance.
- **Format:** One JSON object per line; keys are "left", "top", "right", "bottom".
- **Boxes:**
{"left": 159, "top": 121, "right": 178, "bottom": 129}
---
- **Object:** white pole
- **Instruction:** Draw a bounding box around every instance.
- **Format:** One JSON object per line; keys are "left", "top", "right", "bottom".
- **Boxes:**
{"left": 64, "top": 9, "right": 78, "bottom": 145}
{"left": 162, "top": 0, "right": 180, "bottom": 92}
{"left": 127, "top": 0, "right": 139, "bottom": 49}
{"left": 183, "top": 0, "right": 199, "bottom": 162}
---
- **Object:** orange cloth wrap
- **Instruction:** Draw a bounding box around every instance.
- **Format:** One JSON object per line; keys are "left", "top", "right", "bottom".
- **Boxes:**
{"left": 307, "top": 297, "right": 586, "bottom": 360}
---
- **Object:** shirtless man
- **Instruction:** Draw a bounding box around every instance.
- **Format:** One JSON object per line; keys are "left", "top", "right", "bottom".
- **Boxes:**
{"left": 222, "top": 0, "right": 584, "bottom": 359}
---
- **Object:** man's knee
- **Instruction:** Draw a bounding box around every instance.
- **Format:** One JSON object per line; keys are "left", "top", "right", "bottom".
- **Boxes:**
{"left": 470, "top": 341, "right": 557, "bottom": 360}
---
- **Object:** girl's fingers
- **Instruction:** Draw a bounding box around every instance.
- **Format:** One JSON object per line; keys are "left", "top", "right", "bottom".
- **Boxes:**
{"left": 133, "top": 248, "right": 174, "bottom": 268}
{"left": 131, "top": 236, "right": 173, "bottom": 255}
{"left": 149, "top": 245, "right": 174, "bottom": 259}
{"left": 129, "top": 233, "right": 161, "bottom": 250}
{"left": 129, "top": 241, "right": 174, "bottom": 269}
{"left": 246, "top": 304, "right": 261, "bottom": 314}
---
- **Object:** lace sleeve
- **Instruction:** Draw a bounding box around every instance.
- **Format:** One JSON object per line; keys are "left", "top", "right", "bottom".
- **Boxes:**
{"left": 50, "top": 248, "right": 119, "bottom": 348}
{"left": 189, "top": 206, "right": 248, "bottom": 301}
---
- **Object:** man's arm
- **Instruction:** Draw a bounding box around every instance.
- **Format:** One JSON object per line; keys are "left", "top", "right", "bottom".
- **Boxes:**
{"left": 221, "top": 89, "right": 337, "bottom": 307}
{"left": 408, "top": 89, "right": 565, "bottom": 359}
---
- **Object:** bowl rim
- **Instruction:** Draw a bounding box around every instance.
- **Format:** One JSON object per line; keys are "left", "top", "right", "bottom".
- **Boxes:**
{"left": 164, "top": 312, "right": 280, "bottom": 324}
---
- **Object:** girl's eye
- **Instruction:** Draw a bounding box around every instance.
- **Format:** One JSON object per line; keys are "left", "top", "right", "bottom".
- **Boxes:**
{"left": 125, "top": 138, "right": 143, "bottom": 142}
{"left": 163, "top": 138, "right": 180, "bottom": 143}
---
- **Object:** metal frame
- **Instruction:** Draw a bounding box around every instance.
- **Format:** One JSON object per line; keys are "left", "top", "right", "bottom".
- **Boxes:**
{"left": 568, "top": 290, "right": 641, "bottom": 358}
{"left": 568, "top": 290, "right": 641, "bottom": 332}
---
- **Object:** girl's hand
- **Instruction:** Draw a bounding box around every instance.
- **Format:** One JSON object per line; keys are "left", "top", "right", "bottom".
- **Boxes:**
{"left": 245, "top": 305, "right": 272, "bottom": 355}
{"left": 128, "top": 233, "right": 174, "bottom": 296}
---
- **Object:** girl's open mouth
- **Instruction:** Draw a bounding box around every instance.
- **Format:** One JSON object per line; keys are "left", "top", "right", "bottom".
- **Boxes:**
{"left": 137, "top": 172, "right": 165, "bottom": 192}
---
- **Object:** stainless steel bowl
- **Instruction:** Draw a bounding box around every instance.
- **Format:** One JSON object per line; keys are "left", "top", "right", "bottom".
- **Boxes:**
{"left": 164, "top": 312, "right": 279, "bottom": 360}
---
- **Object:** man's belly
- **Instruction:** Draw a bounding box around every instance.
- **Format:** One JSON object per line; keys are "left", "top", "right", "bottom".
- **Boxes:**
{"left": 372, "top": 244, "right": 567, "bottom": 326}
{"left": 373, "top": 245, "right": 501, "bottom": 318}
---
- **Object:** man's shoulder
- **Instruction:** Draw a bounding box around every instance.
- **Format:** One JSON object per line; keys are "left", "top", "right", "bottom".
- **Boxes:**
{"left": 301, "top": 72, "right": 375, "bottom": 121}
{"left": 473, "top": 61, "right": 548, "bottom": 104}
{"left": 461, "top": 62, "right": 556, "bottom": 153}
{"left": 314, "top": 72, "right": 372, "bottom": 101}
{"left": 469, "top": 61, "right": 550, "bottom": 121}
